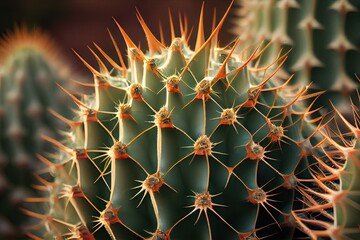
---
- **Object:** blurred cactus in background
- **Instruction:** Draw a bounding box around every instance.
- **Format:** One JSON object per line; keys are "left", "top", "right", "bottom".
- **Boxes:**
{"left": 0, "top": 26, "right": 74, "bottom": 238}
{"left": 233, "top": 0, "right": 360, "bottom": 115}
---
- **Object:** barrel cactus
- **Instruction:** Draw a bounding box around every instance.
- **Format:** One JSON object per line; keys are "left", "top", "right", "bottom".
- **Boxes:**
{"left": 26, "top": 2, "right": 359, "bottom": 239}
{"left": 233, "top": 0, "right": 360, "bottom": 114}
{"left": 0, "top": 26, "right": 73, "bottom": 238}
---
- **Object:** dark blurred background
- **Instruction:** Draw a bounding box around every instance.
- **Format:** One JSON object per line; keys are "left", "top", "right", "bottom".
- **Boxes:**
{"left": 0, "top": 0, "right": 236, "bottom": 79}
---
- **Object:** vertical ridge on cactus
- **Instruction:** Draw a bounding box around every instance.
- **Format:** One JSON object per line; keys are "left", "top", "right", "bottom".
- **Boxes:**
{"left": 26, "top": 2, "right": 359, "bottom": 239}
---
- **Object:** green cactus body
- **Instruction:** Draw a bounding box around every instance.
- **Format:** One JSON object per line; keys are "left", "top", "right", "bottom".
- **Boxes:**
{"left": 0, "top": 27, "right": 73, "bottom": 238}
{"left": 27, "top": 3, "right": 359, "bottom": 240}
{"left": 234, "top": 0, "right": 360, "bottom": 113}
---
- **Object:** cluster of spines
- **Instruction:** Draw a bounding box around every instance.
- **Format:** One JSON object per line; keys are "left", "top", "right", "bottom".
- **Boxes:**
{"left": 292, "top": 98, "right": 360, "bottom": 240}
{"left": 25, "top": 1, "right": 359, "bottom": 239}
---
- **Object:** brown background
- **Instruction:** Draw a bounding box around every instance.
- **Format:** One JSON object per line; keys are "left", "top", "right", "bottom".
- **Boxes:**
{"left": 0, "top": 0, "right": 236, "bottom": 78}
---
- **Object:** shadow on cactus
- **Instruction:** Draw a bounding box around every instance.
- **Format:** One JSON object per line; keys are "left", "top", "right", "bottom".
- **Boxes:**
{"left": 0, "top": 26, "right": 75, "bottom": 238}
{"left": 25, "top": 1, "right": 359, "bottom": 239}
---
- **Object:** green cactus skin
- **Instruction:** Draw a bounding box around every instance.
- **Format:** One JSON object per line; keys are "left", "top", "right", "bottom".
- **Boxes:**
{"left": 233, "top": 0, "right": 360, "bottom": 115}
{"left": 27, "top": 2, "right": 359, "bottom": 240}
{"left": 0, "top": 27, "right": 73, "bottom": 238}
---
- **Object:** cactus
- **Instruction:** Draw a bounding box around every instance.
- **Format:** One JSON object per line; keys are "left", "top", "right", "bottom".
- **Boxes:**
{"left": 233, "top": 0, "right": 360, "bottom": 114}
{"left": 0, "top": 26, "right": 73, "bottom": 238}
{"left": 26, "top": 2, "right": 359, "bottom": 240}
{"left": 291, "top": 97, "right": 360, "bottom": 240}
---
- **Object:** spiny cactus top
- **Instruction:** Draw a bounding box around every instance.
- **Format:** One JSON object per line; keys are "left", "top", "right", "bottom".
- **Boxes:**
{"left": 27, "top": 2, "right": 359, "bottom": 240}
{"left": 233, "top": 0, "right": 360, "bottom": 113}
{"left": 0, "top": 26, "right": 73, "bottom": 238}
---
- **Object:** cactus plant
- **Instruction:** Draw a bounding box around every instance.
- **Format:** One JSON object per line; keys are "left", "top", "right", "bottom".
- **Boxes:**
{"left": 0, "top": 26, "right": 74, "bottom": 238}
{"left": 26, "top": 2, "right": 359, "bottom": 239}
{"left": 290, "top": 96, "right": 360, "bottom": 240}
{"left": 233, "top": 0, "right": 360, "bottom": 114}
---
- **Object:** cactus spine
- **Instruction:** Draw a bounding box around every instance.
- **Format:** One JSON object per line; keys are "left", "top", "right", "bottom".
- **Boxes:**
{"left": 292, "top": 100, "right": 360, "bottom": 240}
{"left": 26, "top": 2, "right": 359, "bottom": 240}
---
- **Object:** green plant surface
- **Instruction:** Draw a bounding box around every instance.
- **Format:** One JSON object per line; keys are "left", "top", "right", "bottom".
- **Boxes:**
{"left": 26, "top": 2, "right": 359, "bottom": 239}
